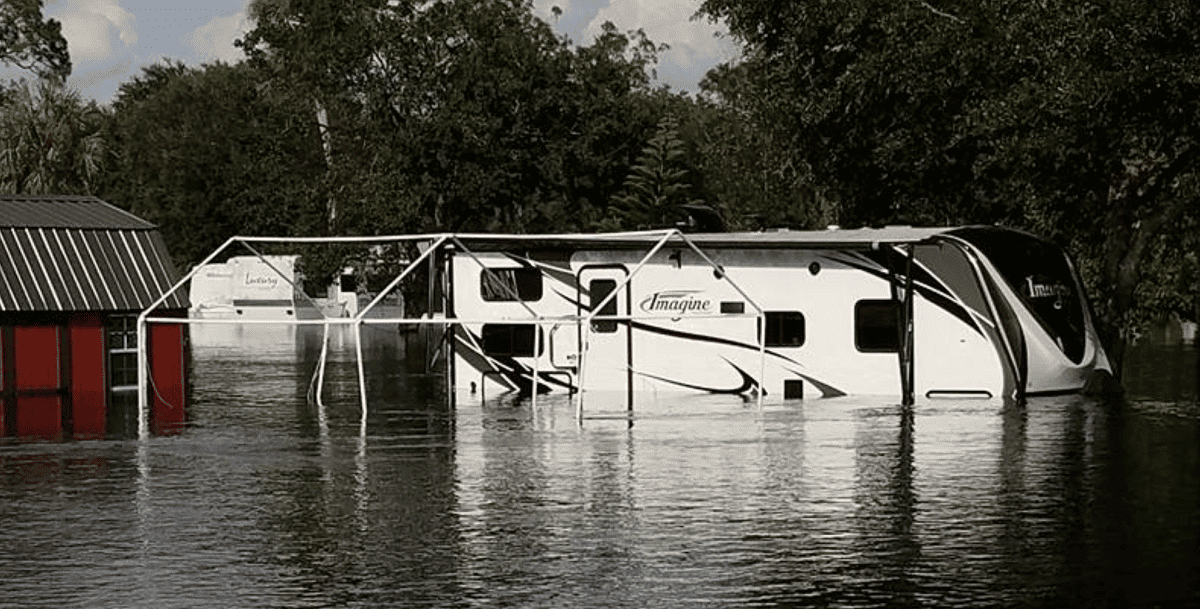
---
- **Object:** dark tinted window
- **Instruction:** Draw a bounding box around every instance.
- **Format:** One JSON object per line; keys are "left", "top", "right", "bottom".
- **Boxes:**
{"left": 950, "top": 227, "right": 1085, "bottom": 362}
{"left": 481, "top": 324, "right": 542, "bottom": 357}
{"left": 761, "top": 311, "right": 806, "bottom": 347}
{"left": 481, "top": 268, "right": 543, "bottom": 302}
{"left": 589, "top": 279, "right": 618, "bottom": 333}
{"left": 856, "top": 300, "right": 899, "bottom": 352}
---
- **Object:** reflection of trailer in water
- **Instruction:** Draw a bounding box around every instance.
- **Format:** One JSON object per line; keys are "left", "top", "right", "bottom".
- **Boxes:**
{"left": 139, "top": 228, "right": 1114, "bottom": 432}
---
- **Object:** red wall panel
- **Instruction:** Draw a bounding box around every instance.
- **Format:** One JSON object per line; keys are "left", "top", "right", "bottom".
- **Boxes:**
{"left": 17, "top": 395, "right": 62, "bottom": 437}
{"left": 14, "top": 326, "right": 62, "bottom": 438}
{"left": 150, "top": 322, "right": 186, "bottom": 434}
{"left": 70, "top": 314, "right": 107, "bottom": 438}
{"left": 15, "top": 326, "right": 60, "bottom": 390}
{"left": 1, "top": 327, "right": 5, "bottom": 437}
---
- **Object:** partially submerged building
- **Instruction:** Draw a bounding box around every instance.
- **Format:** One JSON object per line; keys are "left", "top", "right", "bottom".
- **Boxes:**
{"left": 0, "top": 195, "right": 187, "bottom": 438}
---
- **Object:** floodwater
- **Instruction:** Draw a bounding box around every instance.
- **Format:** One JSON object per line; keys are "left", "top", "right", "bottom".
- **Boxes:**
{"left": 1, "top": 325, "right": 1197, "bottom": 608}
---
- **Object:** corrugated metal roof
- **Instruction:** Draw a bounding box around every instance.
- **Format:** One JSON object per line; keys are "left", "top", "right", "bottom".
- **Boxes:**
{"left": 0, "top": 195, "right": 155, "bottom": 230}
{"left": 0, "top": 196, "right": 186, "bottom": 312}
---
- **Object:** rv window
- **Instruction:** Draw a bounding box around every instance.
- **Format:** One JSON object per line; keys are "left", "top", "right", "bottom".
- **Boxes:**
{"left": 760, "top": 311, "right": 806, "bottom": 347}
{"left": 590, "top": 279, "right": 618, "bottom": 333}
{"left": 481, "top": 324, "right": 543, "bottom": 357}
{"left": 481, "top": 268, "right": 543, "bottom": 302}
{"left": 856, "top": 300, "right": 900, "bottom": 352}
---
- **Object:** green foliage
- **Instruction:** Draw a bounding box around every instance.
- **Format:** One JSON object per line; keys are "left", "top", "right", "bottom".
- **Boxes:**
{"left": 698, "top": 0, "right": 1200, "bottom": 370}
{"left": 604, "top": 115, "right": 701, "bottom": 230}
{"left": 101, "top": 61, "right": 327, "bottom": 267}
{"left": 692, "top": 64, "right": 831, "bottom": 231}
{"left": 240, "top": 0, "right": 670, "bottom": 240}
{"left": 0, "top": 0, "right": 70, "bottom": 82}
{"left": 0, "top": 79, "right": 104, "bottom": 194}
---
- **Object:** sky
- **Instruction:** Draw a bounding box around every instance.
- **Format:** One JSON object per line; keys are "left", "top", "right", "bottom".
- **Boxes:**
{"left": 27, "top": 0, "right": 740, "bottom": 105}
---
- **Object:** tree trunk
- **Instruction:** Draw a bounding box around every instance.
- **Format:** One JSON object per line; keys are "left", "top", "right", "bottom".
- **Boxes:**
{"left": 1097, "top": 148, "right": 1195, "bottom": 380}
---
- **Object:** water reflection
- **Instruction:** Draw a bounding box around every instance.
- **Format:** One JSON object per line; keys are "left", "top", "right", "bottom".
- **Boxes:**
{"left": 0, "top": 334, "right": 1195, "bottom": 608}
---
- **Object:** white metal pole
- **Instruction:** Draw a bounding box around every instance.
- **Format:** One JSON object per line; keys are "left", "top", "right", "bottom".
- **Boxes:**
{"left": 136, "top": 236, "right": 240, "bottom": 441}
{"left": 758, "top": 310, "right": 766, "bottom": 408}
{"left": 577, "top": 230, "right": 677, "bottom": 423}
{"left": 136, "top": 313, "right": 148, "bottom": 440}
{"left": 576, "top": 317, "right": 588, "bottom": 423}
{"left": 238, "top": 240, "right": 329, "bottom": 316}
{"left": 532, "top": 319, "right": 541, "bottom": 411}
{"left": 356, "top": 235, "right": 449, "bottom": 320}
{"left": 674, "top": 231, "right": 769, "bottom": 403}
{"left": 315, "top": 321, "right": 331, "bottom": 407}
{"left": 355, "top": 319, "right": 368, "bottom": 426}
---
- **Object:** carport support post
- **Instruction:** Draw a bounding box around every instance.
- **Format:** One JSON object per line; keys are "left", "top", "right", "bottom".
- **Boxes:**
{"left": 137, "top": 313, "right": 148, "bottom": 440}
{"left": 901, "top": 244, "right": 916, "bottom": 406}
{"left": 355, "top": 319, "right": 368, "bottom": 427}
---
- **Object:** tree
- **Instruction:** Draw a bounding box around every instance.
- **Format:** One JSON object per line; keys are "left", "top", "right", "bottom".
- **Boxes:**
{"left": 604, "top": 114, "right": 702, "bottom": 230}
{"left": 102, "top": 61, "right": 327, "bottom": 267}
{"left": 698, "top": 0, "right": 1200, "bottom": 376}
{"left": 1, "top": 0, "right": 70, "bottom": 82}
{"left": 691, "top": 63, "right": 832, "bottom": 230}
{"left": 239, "top": 0, "right": 674, "bottom": 239}
{"left": 0, "top": 79, "right": 104, "bottom": 194}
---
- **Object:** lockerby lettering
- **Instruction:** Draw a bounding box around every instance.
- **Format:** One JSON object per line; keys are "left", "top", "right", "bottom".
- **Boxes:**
{"left": 244, "top": 275, "right": 280, "bottom": 287}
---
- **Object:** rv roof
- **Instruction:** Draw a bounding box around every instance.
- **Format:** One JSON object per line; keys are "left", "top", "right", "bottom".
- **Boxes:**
{"left": 448, "top": 226, "right": 959, "bottom": 250}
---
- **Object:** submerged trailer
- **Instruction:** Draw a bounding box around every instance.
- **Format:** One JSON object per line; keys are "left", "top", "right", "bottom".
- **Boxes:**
{"left": 446, "top": 226, "right": 1112, "bottom": 405}
{"left": 140, "top": 226, "right": 1113, "bottom": 431}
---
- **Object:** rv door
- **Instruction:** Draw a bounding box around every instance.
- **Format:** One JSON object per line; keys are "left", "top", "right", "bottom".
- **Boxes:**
{"left": 577, "top": 266, "right": 632, "bottom": 402}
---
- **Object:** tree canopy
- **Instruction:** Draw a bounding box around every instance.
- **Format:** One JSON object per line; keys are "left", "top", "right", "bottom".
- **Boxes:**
{"left": 0, "top": 79, "right": 103, "bottom": 194}
{"left": 698, "top": 0, "right": 1200, "bottom": 372}
{"left": 237, "top": 0, "right": 670, "bottom": 239}
{"left": 101, "top": 0, "right": 676, "bottom": 278}
{"left": 0, "top": 0, "right": 70, "bottom": 82}
{"left": 101, "top": 61, "right": 327, "bottom": 267}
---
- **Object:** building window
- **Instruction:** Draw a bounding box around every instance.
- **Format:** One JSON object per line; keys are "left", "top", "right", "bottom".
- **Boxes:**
{"left": 481, "top": 324, "right": 543, "bottom": 357}
{"left": 481, "top": 268, "right": 542, "bottom": 302}
{"left": 108, "top": 315, "right": 138, "bottom": 392}
{"left": 855, "top": 300, "right": 900, "bottom": 352}
{"left": 589, "top": 279, "right": 619, "bottom": 333}
{"left": 761, "top": 311, "right": 806, "bottom": 347}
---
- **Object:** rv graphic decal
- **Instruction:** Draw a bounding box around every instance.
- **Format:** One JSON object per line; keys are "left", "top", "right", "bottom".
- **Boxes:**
{"left": 1024, "top": 276, "right": 1072, "bottom": 310}
{"left": 455, "top": 326, "right": 574, "bottom": 395}
{"left": 782, "top": 368, "right": 848, "bottom": 398}
{"left": 636, "top": 359, "right": 761, "bottom": 395}
{"left": 830, "top": 251, "right": 983, "bottom": 334}
{"left": 639, "top": 290, "right": 713, "bottom": 315}
{"left": 627, "top": 321, "right": 803, "bottom": 367}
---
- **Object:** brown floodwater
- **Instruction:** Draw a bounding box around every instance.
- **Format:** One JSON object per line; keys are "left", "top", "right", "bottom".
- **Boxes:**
{"left": 1, "top": 325, "right": 1196, "bottom": 608}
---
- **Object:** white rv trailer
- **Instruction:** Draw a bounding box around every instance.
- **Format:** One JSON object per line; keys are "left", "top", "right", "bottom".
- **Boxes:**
{"left": 446, "top": 226, "right": 1112, "bottom": 404}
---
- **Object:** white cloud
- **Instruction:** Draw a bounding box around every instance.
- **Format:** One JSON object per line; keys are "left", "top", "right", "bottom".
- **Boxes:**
{"left": 50, "top": 0, "right": 138, "bottom": 63}
{"left": 183, "top": 11, "right": 252, "bottom": 63}
{"left": 69, "top": 53, "right": 134, "bottom": 93}
{"left": 581, "top": 0, "right": 736, "bottom": 90}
